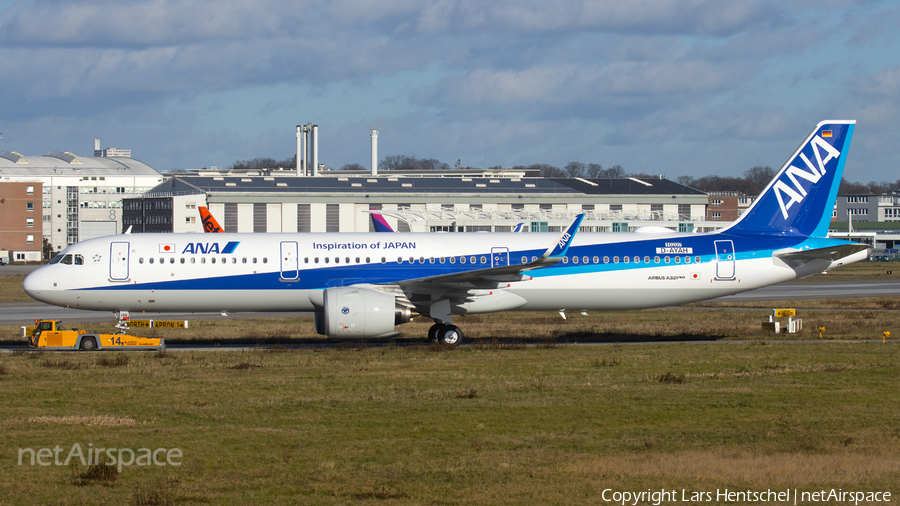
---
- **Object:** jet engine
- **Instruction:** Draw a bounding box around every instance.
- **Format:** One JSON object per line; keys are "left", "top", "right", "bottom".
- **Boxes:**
{"left": 314, "top": 287, "right": 411, "bottom": 338}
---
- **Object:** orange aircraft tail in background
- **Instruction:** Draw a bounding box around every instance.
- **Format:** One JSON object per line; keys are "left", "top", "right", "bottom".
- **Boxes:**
{"left": 199, "top": 206, "right": 224, "bottom": 233}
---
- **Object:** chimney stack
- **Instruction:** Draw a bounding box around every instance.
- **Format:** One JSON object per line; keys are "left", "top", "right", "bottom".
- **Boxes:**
{"left": 370, "top": 130, "right": 378, "bottom": 176}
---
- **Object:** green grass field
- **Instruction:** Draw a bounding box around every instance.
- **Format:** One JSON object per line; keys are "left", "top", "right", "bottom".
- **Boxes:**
{"left": 1, "top": 342, "right": 898, "bottom": 505}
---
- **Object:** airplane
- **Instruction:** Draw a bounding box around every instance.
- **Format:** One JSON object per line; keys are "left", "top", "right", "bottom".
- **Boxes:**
{"left": 24, "top": 121, "right": 868, "bottom": 345}
{"left": 199, "top": 206, "right": 224, "bottom": 233}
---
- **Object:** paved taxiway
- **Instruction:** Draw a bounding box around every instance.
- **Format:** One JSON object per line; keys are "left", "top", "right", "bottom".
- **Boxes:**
{"left": 1, "top": 279, "right": 898, "bottom": 326}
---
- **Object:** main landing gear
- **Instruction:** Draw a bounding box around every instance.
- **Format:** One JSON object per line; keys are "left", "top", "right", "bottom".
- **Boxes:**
{"left": 428, "top": 323, "right": 464, "bottom": 346}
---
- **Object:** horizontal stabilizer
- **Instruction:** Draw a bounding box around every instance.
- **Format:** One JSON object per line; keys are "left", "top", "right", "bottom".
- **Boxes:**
{"left": 774, "top": 243, "right": 870, "bottom": 263}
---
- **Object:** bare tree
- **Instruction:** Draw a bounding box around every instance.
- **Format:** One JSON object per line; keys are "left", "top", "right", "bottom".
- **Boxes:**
{"left": 340, "top": 163, "right": 366, "bottom": 171}
{"left": 564, "top": 161, "right": 586, "bottom": 178}
{"left": 743, "top": 166, "right": 775, "bottom": 194}
{"left": 676, "top": 175, "right": 695, "bottom": 188}
{"left": 585, "top": 163, "right": 604, "bottom": 178}
{"left": 606, "top": 165, "right": 626, "bottom": 178}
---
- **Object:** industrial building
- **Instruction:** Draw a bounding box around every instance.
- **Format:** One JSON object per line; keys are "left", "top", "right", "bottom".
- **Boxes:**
{"left": 125, "top": 173, "right": 714, "bottom": 234}
{"left": 0, "top": 144, "right": 164, "bottom": 255}
{"left": 0, "top": 181, "right": 43, "bottom": 262}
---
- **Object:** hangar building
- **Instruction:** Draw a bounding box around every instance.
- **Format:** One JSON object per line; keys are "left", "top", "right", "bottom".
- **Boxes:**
{"left": 125, "top": 174, "right": 713, "bottom": 234}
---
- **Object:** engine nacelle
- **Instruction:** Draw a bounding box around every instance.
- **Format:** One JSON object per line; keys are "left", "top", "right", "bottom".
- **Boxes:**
{"left": 315, "top": 287, "right": 411, "bottom": 338}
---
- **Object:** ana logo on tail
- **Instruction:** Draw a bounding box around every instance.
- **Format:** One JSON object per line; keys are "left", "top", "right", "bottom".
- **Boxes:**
{"left": 199, "top": 206, "right": 224, "bottom": 233}
{"left": 773, "top": 134, "right": 842, "bottom": 220}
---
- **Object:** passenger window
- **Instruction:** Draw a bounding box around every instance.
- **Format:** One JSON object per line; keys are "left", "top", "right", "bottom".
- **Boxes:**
{"left": 159, "top": 258, "right": 164, "bottom": 264}
{"left": 562, "top": 256, "right": 569, "bottom": 264}
{"left": 531, "top": 256, "right": 538, "bottom": 262}
{"left": 521, "top": 256, "right": 528, "bottom": 264}
{"left": 654, "top": 256, "right": 660, "bottom": 263}
{"left": 180, "top": 258, "right": 185, "bottom": 264}
{"left": 221, "top": 258, "right": 226, "bottom": 264}
{"left": 644, "top": 256, "right": 650, "bottom": 263}
{"left": 440, "top": 257, "right": 445, "bottom": 264}
{"left": 573, "top": 256, "right": 579, "bottom": 264}
{"left": 695, "top": 256, "right": 701, "bottom": 263}
{"left": 170, "top": 257, "right": 175, "bottom": 264}
{"left": 470, "top": 256, "right": 476, "bottom": 264}
{"left": 356, "top": 257, "right": 360, "bottom": 263}
{"left": 211, "top": 258, "right": 216, "bottom": 264}
{"left": 334, "top": 257, "right": 339, "bottom": 264}
{"left": 74, "top": 254, "right": 84, "bottom": 265}
{"left": 429, "top": 257, "right": 435, "bottom": 264}
{"left": 480, "top": 256, "right": 486, "bottom": 264}
{"left": 149, "top": 257, "right": 154, "bottom": 264}
{"left": 191, "top": 258, "right": 196, "bottom": 264}
{"left": 380, "top": 257, "right": 385, "bottom": 264}
{"left": 583, "top": 256, "right": 589, "bottom": 264}
{"left": 593, "top": 256, "right": 600, "bottom": 264}
{"left": 139, "top": 258, "right": 144, "bottom": 264}
{"left": 623, "top": 256, "right": 630, "bottom": 263}
{"left": 674, "top": 256, "right": 681, "bottom": 264}
{"left": 324, "top": 257, "right": 330, "bottom": 264}
{"left": 634, "top": 256, "right": 640, "bottom": 263}
{"left": 314, "top": 258, "right": 319, "bottom": 263}
{"left": 61, "top": 254, "right": 73, "bottom": 265}
{"left": 253, "top": 258, "right": 258, "bottom": 264}
{"left": 613, "top": 256, "right": 619, "bottom": 264}
{"left": 449, "top": 257, "right": 456, "bottom": 264}
{"left": 397, "top": 257, "right": 403, "bottom": 264}
{"left": 409, "top": 257, "right": 415, "bottom": 264}
{"left": 242, "top": 258, "right": 247, "bottom": 264}
{"left": 665, "top": 256, "right": 671, "bottom": 264}
{"left": 460, "top": 257, "right": 466, "bottom": 264}
{"left": 263, "top": 258, "right": 267, "bottom": 263}
{"left": 201, "top": 258, "right": 206, "bottom": 264}
{"left": 603, "top": 256, "right": 609, "bottom": 263}
{"left": 685, "top": 256, "right": 692, "bottom": 264}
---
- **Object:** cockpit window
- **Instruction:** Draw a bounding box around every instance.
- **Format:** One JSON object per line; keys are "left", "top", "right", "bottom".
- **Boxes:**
{"left": 60, "top": 254, "right": 73, "bottom": 265}
{"left": 74, "top": 254, "right": 84, "bottom": 265}
{"left": 49, "top": 254, "right": 64, "bottom": 265}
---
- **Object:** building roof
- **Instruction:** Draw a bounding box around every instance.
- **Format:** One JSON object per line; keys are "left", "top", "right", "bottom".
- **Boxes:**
{"left": 145, "top": 175, "right": 706, "bottom": 197}
{"left": 0, "top": 151, "right": 161, "bottom": 177}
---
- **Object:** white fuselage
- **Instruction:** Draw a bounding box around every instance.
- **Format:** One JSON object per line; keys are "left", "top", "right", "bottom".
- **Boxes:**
{"left": 23, "top": 230, "right": 845, "bottom": 315}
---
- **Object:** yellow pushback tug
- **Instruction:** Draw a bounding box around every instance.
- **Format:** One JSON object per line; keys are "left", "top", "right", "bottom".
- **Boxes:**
{"left": 26, "top": 320, "right": 165, "bottom": 351}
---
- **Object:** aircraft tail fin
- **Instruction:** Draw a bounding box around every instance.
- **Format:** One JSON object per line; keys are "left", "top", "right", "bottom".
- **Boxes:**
{"left": 721, "top": 120, "right": 855, "bottom": 238}
{"left": 371, "top": 212, "right": 395, "bottom": 232}
{"left": 199, "top": 206, "right": 224, "bottom": 233}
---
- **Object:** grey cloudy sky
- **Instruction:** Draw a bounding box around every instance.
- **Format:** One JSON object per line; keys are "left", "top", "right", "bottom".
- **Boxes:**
{"left": 1, "top": 0, "right": 898, "bottom": 182}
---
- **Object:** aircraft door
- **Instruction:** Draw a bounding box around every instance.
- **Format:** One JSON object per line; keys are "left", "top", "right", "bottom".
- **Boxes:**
{"left": 109, "top": 242, "right": 130, "bottom": 281}
{"left": 491, "top": 247, "right": 510, "bottom": 268}
{"left": 280, "top": 241, "right": 299, "bottom": 280}
{"left": 714, "top": 240, "right": 735, "bottom": 280}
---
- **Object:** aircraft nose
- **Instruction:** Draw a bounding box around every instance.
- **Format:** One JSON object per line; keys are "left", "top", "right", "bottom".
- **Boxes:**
{"left": 23, "top": 269, "right": 45, "bottom": 301}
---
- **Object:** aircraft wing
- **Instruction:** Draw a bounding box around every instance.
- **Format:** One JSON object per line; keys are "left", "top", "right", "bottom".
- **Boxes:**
{"left": 389, "top": 214, "right": 585, "bottom": 288}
